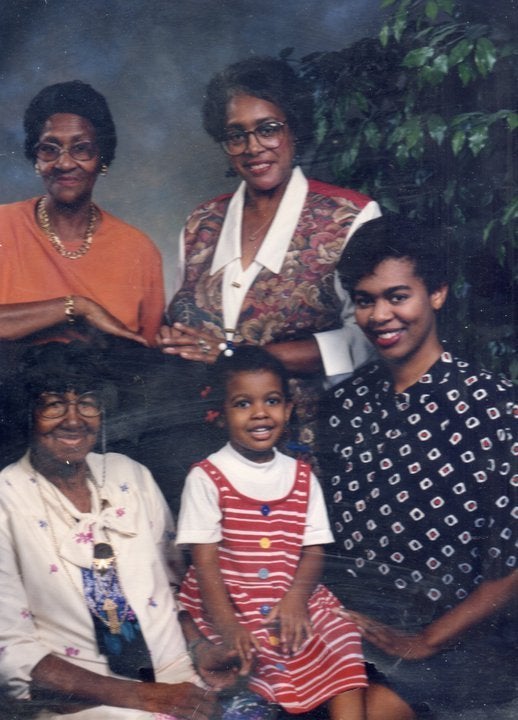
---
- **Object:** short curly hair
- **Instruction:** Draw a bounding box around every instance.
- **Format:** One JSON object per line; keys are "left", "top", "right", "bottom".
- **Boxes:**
{"left": 23, "top": 80, "right": 117, "bottom": 165}
{"left": 4, "top": 341, "right": 117, "bottom": 448}
{"left": 337, "top": 217, "right": 450, "bottom": 294}
{"left": 210, "top": 345, "right": 291, "bottom": 409}
{"left": 202, "top": 56, "right": 314, "bottom": 149}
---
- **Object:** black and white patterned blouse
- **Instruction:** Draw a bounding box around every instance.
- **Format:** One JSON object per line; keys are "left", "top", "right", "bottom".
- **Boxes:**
{"left": 319, "top": 352, "right": 517, "bottom": 623}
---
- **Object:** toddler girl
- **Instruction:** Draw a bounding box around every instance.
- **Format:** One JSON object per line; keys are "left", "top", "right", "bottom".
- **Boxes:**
{"left": 177, "top": 346, "right": 366, "bottom": 719}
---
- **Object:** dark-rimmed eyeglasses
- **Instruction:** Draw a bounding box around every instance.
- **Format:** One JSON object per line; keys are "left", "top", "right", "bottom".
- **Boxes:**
{"left": 34, "top": 141, "right": 98, "bottom": 163}
{"left": 36, "top": 392, "right": 103, "bottom": 419}
{"left": 221, "top": 121, "right": 287, "bottom": 156}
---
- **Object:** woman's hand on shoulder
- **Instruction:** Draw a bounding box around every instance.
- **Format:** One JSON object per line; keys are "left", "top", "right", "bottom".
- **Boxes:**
{"left": 157, "top": 322, "right": 220, "bottom": 363}
{"left": 74, "top": 296, "right": 148, "bottom": 345}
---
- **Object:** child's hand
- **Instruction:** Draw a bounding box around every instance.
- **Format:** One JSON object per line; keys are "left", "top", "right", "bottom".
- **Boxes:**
{"left": 219, "top": 621, "right": 260, "bottom": 670}
{"left": 264, "top": 594, "right": 313, "bottom": 654}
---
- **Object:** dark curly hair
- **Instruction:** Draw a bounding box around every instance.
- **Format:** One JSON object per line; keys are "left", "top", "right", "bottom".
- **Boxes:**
{"left": 23, "top": 80, "right": 117, "bottom": 165}
{"left": 202, "top": 56, "right": 314, "bottom": 149}
{"left": 210, "top": 345, "right": 291, "bottom": 409}
{"left": 21, "top": 341, "right": 116, "bottom": 403}
{"left": 4, "top": 342, "right": 117, "bottom": 447}
{"left": 337, "top": 217, "right": 450, "bottom": 294}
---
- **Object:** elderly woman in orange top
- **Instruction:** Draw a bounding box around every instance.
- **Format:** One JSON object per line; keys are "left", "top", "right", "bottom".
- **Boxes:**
{"left": 0, "top": 80, "right": 164, "bottom": 349}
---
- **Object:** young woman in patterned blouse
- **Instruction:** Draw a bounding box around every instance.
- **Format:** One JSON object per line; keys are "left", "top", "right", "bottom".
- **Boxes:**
{"left": 319, "top": 218, "right": 517, "bottom": 718}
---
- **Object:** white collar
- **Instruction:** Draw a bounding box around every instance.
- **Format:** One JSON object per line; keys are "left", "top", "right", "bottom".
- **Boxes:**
{"left": 210, "top": 166, "right": 308, "bottom": 275}
{"left": 224, "top": 441, "right": 279, "bottom": 469}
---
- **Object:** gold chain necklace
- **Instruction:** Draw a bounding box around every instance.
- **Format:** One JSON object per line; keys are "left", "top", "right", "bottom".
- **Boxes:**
{"left": 245, "top": 211, "right": 276, "bottom": 245}
{"left": 37, "top": 197, "right": 97, "bottom": 259}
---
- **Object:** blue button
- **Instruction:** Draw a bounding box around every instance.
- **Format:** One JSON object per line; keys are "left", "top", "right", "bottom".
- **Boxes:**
{"left": 258, "top": 568, "right": 269, "bottom": 579}
{"left": 261, "top": 504, "right": 271, "bottom": 516}
{"left": 260, "top": 604, "right": 271, "bottom": 616}
{"left": 276, "top": 662, "right": 286, "bottom": 671}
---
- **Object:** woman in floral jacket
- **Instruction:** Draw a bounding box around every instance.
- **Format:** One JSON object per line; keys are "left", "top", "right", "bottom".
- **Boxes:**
{"left": 158, "top": 56, "right": 380, "bottom": 456}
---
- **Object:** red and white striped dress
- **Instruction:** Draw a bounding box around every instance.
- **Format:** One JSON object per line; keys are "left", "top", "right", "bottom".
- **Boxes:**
{"left": 179, "top": 458, "right": 367, "bottom": 712}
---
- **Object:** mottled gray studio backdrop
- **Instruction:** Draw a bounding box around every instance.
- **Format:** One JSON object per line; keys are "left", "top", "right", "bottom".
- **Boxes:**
{"left": 0, "top": 4, "right": 516, "bottom": 718}
{"left": 0, "top": 0, "right": 381, "bottom": 296}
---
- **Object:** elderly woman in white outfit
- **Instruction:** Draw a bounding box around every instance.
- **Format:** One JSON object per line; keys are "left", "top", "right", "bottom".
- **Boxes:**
{"left": 0, "top": 342, "right": 250, "bottom": 720}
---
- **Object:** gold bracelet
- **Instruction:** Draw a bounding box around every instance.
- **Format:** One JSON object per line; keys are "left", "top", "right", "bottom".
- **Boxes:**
{"left": 64, "top": 295, "right": 75, "bottom": 324}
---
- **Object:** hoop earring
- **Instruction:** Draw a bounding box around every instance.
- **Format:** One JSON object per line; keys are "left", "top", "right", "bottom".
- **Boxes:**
{"left": 34, "top": 165, "right": 41, "bottom": 176}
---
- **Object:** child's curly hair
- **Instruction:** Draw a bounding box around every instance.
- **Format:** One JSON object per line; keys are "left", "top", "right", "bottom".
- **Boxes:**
{"left": 209, "top": 345, "right": 291, "bottom": 409}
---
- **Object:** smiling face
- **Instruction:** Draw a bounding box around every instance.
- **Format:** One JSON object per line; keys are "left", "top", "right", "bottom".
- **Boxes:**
{"left": 35, "top": 113, "right": 101, "bottom": 208}
{"left": 353, "top": 257, "right": 448, "bottom": 381}
{"left": 225, "top": 94, "right": 295, "bottom": 197}
{"left": 223, "top": 369, "right": 293, "bottom": 463}
{"left": 31, "top": 390, "right": 100, "bottom": 472}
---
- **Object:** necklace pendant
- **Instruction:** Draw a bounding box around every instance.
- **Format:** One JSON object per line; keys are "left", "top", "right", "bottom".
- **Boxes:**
{"left": 245, "top": 211, "right": 275, "bottom": 244}
{"left": 103, "top": 598, "right": 121, "bottom": 634}
{"left": 93, "top": 542, "right": 116, "bottom": 575}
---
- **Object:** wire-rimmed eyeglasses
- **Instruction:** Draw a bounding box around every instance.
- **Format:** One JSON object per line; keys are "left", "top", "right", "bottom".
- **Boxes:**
{"left": 221, "top": 121, "right": 287, "bottom": 156}
{"left": 34, "top": 141, "right": 98, "bottom": 163}
{"left": 35, "top": 392, "right": 103, "bottom": 419}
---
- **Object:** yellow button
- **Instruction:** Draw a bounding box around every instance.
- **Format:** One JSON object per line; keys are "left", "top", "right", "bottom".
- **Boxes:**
{"left": 259, "top": 537, "right": 271, "bottom": 549}
{"left": 268, "top": 635, "right": 280, "bottom": 646}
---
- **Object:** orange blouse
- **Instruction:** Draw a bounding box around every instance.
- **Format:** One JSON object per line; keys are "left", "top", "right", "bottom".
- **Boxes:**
{"left": 0, "top": 198, "right": 165, "bottom": 346}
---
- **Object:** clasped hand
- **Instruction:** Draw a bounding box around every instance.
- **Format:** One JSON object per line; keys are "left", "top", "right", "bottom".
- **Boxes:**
{"left": 191, "top": 635, "right": 249, "bottom": 690}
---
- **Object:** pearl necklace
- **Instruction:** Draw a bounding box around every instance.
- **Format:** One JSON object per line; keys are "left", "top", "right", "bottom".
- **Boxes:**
{"left": 37, "top": 197, "right": 97, "bottom": 259}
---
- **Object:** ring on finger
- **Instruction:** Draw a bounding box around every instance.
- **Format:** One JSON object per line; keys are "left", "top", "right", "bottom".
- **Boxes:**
{"left": 199, "top": 340, "right": 211, "bottom": 354}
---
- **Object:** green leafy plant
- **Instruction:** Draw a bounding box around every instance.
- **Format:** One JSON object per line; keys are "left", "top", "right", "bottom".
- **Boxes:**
{"left": 296, "top": 0, "right": 517, "bottom": 376}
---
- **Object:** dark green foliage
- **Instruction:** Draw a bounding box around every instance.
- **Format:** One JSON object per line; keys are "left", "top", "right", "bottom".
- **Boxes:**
{"left": 296, "top": 0, "right": 517, "bottom": 375}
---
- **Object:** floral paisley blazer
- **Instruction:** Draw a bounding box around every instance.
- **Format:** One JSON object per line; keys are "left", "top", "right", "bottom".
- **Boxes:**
{"left": 169, "top": 168, "right": 379, "bottom": 453}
